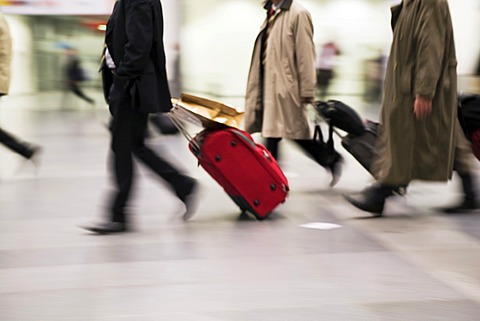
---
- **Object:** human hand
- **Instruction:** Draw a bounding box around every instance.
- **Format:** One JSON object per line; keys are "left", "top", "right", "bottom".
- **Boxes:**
{"left": 414, "top": 95, "right": 432, "bottom": 120}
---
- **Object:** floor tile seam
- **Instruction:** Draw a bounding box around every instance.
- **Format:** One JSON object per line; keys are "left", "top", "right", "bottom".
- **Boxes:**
{"left": 0, "top": 281, "right": 210, "bottom": 296}
{"left": 0, "top": 276, "right": 378, "bottom": 297}
{"left": 342, "top": 226, "right": 480, "bottom": 305}
{"left": 348, "top": 221, "right": 480, "bottom": 249}
{"left": 0, "top": 171, "right": 107, "bottom": 181}
{"left": 326, "top": 207, "right": 480, "bottom": 304}
{"left": 345, "top": 224, "right": 480, "bottom": 244}
{"left": 0, "top": 250, "right": 396, "bottom": 274}
{"left": 394, "top": 255, "right": 480, "bottom": 305}
{"left": 0, "top": 286, "right": 469, "bottom": 313}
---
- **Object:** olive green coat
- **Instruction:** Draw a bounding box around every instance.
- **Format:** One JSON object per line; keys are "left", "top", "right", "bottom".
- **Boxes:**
{"left": 243, "top": 0, "right": 316, "bottom": 139}
{"left": 0, "top": 12, "right": 12, "bottom": 95}
{"left": 372, "top": 0, "right": 459, "bottom": 185}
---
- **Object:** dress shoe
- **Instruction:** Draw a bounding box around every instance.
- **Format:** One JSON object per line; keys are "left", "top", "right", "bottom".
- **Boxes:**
{"left": 28, "top": 146, "right": 42, "bottom": 172}
{"left": 15, "top": 146, "right": 42, "bottom": 175}
{"left": 439, "top": 198, "right": 478, "bottom": 214}
{"left": 440, "top": 172, "right": 479, "bottom": 213}
{"left": 328, "top": 153, "right": 343, "bottom": 187}
{"left": 82, "top": 221, "right": 128, "bottom": 234}
{"left": 26, "top": 145, "right": 41, "bottom": 159}
{"left": 344, "top": 184, "right": 394, "bottom": 216}
{"left": 345, "top": 193, "right": 385, "bottom": 216}
{"left": 179, "top": 179, "right": 199, "bottom": 221}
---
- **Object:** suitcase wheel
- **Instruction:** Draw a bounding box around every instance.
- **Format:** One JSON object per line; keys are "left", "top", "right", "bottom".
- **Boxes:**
{"left": 239, "top": 210, "right": 268, "bottom": 221}
{"left": 255, "top": 214, "right": 267, "bottom": 221}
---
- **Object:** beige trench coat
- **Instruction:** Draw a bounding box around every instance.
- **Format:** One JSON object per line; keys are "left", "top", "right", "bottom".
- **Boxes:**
{"left": 0, "top": 12, "right": 12, "bottom": 95}
{"left": 243, "top": 0, "right": 316, "bottom": 140}
{"left": 372, "top": 0, "right": 460, "bottom": 185}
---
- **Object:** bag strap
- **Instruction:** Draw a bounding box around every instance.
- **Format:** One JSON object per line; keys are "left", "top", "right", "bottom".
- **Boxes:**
{"left": 327, "top": 123, "right": 334, "bottom": 153}
{"left": 313, "top": 117, "right": 334, "bottom": 155}
{"left": 313, "top": 124, "right": 324, "bottom": 143}
{"left": 314, "top": 122, "right": 335, "bottom": 154}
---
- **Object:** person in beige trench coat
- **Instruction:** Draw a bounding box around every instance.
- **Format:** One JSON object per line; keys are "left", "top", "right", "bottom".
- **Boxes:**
{"left": 345, "top": 0, "right": 478, "bottom": 216}
{"left": 244, "top": 0, "right": 342, "bottom": 186}
{"left": 0, "top": 12, "right": 41, "bottom": 163}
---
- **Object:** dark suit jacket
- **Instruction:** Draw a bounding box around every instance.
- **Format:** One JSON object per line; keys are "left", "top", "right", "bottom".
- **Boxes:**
{"left": 66, "top": 57, "right": 86, "bottom": 82}
{"left": 101, "top": 0, "right": 172, "bottom": 113}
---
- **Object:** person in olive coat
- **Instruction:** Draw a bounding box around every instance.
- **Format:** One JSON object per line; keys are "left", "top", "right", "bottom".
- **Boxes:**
{"left": 345, "top": 0, "right": 478, "bottom": 216}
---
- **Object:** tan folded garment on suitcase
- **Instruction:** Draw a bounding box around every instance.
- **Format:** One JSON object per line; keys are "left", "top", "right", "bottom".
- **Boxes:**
{"left": 171, "top": 93, "right": 244, "bottom": 129}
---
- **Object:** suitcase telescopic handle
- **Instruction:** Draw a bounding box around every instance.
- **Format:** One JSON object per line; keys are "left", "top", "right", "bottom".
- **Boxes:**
{"left": 230, "top": 129, "right": 257, "bottom": 150}
{"left": 167, "top": 108, "right": 201, "bottom": 153}
{"left": 230, "top": 128, "right": 275, "bottom": 163}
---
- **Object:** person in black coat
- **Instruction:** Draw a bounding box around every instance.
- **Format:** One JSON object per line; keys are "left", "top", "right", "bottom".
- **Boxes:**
{"left": 84, "top": 0, "right": 198, "bottom": 234}
{"left": 63, "top": 47, "right": 95, "bottom": 106}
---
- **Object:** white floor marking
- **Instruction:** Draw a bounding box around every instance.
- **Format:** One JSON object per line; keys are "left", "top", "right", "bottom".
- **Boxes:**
{"left": 299, "top": 222, "right": 342, "bottom": 230}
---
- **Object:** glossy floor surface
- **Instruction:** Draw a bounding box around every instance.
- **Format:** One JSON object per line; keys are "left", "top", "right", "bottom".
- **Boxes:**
{"left": 0, "top": 91, "right": 479, "bottom": 320}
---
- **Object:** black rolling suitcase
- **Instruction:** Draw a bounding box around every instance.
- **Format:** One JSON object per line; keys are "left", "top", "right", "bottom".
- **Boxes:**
{"left": 340, "top": 120, "right": 379, "bottom": 173}
{"left": 313, "top": 100, "right": 379, "bottom": 175}
{"left": 457, "top": 93, "right": 480, "bottom": 161}
{"left": 458, "top": 93, "right": 480, "bottom": 141}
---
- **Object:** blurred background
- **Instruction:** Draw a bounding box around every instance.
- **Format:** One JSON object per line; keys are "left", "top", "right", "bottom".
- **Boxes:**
{"left": 0, "top": 0, "right": 478, "bottom": 103}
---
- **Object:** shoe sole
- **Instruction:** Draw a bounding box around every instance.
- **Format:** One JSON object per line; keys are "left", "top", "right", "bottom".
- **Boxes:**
{"left": 182, "top": 185, "right": 200, "bottom": 221}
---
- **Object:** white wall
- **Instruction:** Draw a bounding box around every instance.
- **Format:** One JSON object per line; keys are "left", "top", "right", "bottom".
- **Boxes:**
{"left": 5, "top": 15, "right": 36, "bottom": 95}
{"left": 180, "top": 0, "right": 262, "bottom": 97}
{"left": 162, "top": 0, "right": 181, "bottom": 80}
{"left": 449, "top": 0, "right": 480, "bottom": 74}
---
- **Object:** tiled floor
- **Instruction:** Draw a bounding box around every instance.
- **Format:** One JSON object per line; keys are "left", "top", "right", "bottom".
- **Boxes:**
{"left": 0, "top": 91, "right": 479, "bottom": 320}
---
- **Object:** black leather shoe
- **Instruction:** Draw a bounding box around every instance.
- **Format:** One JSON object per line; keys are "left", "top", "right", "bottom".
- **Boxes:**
{"left": 82, "top": 222, "right": 128, "bottom": 234}
{"left": 344, "top": 184, "right": 394, "bottom": 216}
{"left": 344, "top": 193, "right": 385, "bottom": 216}
{"left": 328, "top": 154, "right": 343, "bottom": 187}
{"left": 439, "top": 199, "right": 478, "bottom": 214}
{"left": 27, "top": 145, "right": 42, "bottom": 160}
{"left": 28, "top": 146, "right": 42, "bottom": 173}
{"left": 15, "top": 146, "right": 42, "bottom": 175}
{"left": 179, "top": 179, "right": 199, "bottom": 221}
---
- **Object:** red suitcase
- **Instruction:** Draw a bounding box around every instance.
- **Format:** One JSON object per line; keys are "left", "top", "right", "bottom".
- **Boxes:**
{"left": 189, "top": 128, "right": 289, "bottom": 220}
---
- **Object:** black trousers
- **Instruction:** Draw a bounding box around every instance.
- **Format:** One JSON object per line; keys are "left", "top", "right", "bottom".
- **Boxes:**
{"left": 108, "top": 107, "right": 191, "bottom": 224}
{"left": 0, "top": 127, "right": 34, "bottom": 159}
{"left": 68, "top": 82, "right": 94, "bottom": 104}
{"left": 265, "top": 137, "right": 334, "bottom": 167}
